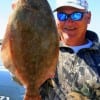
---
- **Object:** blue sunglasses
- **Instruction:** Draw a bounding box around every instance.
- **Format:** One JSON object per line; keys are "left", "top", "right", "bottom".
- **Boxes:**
{"left": 57, "top": 12, "right": 86, "bottom": 21}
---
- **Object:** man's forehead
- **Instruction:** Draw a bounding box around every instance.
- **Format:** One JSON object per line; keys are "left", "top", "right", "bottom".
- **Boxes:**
{"left": 57, "top": 6, "right": 86, "bottom": 12}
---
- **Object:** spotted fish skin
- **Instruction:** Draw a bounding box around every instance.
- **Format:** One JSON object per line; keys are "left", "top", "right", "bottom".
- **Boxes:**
{"left": 1, "top": 0, "right": 59, "bottom": 100}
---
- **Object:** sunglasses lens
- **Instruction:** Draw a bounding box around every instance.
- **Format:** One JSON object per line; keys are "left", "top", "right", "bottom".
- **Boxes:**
{"left": 57, "top": 12, "right": 68, "bottom": 21}
{"left": 57, "top": 12, "right": 84, "bottom": 21}
{"left": 71, "top": 12, "right": 83, "bottom": 21}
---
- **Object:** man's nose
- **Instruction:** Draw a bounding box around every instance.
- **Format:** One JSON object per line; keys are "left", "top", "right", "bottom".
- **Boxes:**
{"left": 64, "top": 18, "right": 74, "bottom": 25}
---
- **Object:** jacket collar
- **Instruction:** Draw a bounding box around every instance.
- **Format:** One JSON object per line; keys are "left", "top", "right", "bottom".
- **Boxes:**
{"left": 59, "top": 30, "right": 100, "bottom": 52}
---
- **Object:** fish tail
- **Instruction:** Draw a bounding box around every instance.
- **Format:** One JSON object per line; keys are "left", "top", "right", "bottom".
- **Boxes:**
{"left": 24, "top": 88, "right": 41, "bottom": 100}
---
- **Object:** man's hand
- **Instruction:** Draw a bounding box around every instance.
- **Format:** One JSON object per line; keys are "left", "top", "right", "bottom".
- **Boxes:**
{"left": 68, "top": 91, "right": 89, "bottom": 100}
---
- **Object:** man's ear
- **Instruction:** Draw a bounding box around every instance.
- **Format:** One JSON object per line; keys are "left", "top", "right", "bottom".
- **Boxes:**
{"left": 87, "top": 11, "right": 91, "bottom": 24}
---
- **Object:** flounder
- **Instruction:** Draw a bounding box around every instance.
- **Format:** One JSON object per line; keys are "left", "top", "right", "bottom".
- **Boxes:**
{"left": 1, "top": 0, "right": 59, "bottom": 100}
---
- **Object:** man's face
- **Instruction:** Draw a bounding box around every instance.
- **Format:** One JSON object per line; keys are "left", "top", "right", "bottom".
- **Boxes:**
{"left": 56, "top": 7, "right": 91, "bottom": 46}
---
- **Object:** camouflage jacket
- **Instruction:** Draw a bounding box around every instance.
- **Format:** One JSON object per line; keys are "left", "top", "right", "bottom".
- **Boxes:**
{"left": 40, "top": 30, "right": 100, "bottom": 100}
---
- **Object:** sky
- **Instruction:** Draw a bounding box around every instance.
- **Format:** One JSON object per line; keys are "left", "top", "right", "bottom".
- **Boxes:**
{"left": 0, "top": 0, "right": 100, "bottom": 39}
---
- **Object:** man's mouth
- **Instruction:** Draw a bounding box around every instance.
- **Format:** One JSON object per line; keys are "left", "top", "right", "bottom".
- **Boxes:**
{"left": 64, "top": 27, "right": 76, "bottom": 31}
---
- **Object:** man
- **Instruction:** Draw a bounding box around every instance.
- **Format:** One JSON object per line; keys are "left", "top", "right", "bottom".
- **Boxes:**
{"left": 40, "top": 0, "right": 100, "bottom": 100}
